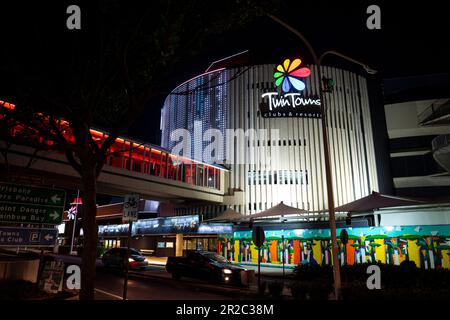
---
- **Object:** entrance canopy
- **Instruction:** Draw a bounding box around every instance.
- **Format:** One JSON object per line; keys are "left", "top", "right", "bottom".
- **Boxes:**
{"left": 335, "top": 191, "right": 424, "bottom": 213}
{"left": 204, "top": 207, "right": 244, "bottom": 222}
{"left": 248, "top": 201, "right": 309, "bottom": 220}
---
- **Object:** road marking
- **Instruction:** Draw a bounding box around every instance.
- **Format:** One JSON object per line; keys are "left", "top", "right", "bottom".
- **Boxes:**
{"left": 94, "top": 288, "right": 123, "bottom": 300}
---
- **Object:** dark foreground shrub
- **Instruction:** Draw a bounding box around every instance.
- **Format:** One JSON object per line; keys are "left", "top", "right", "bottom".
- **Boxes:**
{"left": 268, "top": 281, "right": 284, "bottom": 298}
{"left": 257, "top": 280, "right": 267, "bottom": 296}
{"left": 289, "top": 282, "right": 307, "bottom": 300}
{"left": 0, "top": 280, "right": 39, "bottom": 300}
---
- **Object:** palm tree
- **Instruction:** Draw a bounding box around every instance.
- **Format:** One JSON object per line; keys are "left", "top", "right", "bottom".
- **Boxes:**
{"left": 436, "top": 244, "right": 450, "bottom": 269}
{"left": 399, "top": 234, "right": 423, "bottom": 266}
{"left": 385, "top": 240, "right": 395, "bottom": 265}
{"left": 365, "top": 235, "right": 388, "bottom": 263}
{"left": 350, "top": 241, "right": 365, "bottom": 264}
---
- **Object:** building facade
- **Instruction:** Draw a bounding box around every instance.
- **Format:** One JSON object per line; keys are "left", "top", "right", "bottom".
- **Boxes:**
{"left": 161, "top": 62, "right": 380, "bottom": 215}
{"left": 384, "top": 74, "right": 450, "bottom": 198}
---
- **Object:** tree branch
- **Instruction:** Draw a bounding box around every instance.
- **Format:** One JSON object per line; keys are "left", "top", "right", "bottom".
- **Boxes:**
{"left": 65, "top": 149, "right": 82, "bottom": 176}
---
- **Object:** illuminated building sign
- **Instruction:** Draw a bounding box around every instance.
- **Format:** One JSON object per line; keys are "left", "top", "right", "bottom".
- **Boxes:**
{"left": 97, "top": 216, "right": 233, "bottom": 236}
{"left": 198, "top": 223, "right": 233, "bottom": 234}
{"left": 260, "top": 58, "right": 321, "bottom": 118}
{"left": 136, "top": 215, "right": 199, "bottom": 235}
{"left": 98, "top": 215, "right": 200, "bottom": 236}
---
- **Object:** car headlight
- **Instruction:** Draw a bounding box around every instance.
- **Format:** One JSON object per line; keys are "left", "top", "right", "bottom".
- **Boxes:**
{"left": 128, "top": 257, "right": 135, "bottom": 262}
{"left": 223, "top": 268, "right": 232, "bottom": 274}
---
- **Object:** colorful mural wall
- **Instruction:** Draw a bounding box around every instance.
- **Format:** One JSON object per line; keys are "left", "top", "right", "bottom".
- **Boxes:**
{"left": 218, "top": 225, "right": 450, "bottom": 270}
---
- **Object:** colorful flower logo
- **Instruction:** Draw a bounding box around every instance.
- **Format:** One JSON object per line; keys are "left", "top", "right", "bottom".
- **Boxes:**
{"left": 274, "top": 58, "right": 311, "bottom": 92}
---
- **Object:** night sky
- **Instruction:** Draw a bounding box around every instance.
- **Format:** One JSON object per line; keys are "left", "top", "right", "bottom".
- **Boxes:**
{"left": 1, "top": 1, "right": 449, "bottom": 144}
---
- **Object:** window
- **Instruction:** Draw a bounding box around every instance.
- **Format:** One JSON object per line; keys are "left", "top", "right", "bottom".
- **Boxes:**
{"left": 166, "top": 242, "right": 174, "bottom": 248}
{"left": 207, "top": 167, "right": 215, "bottom": 187}
{"left": 246, "top": 170, "right": 308, "bottom": 185}
{"left": 157, "top": 242, "right": 165, "bottom": 248}
{"left": 196, "top": 165, "right": 204, "bottom": 186}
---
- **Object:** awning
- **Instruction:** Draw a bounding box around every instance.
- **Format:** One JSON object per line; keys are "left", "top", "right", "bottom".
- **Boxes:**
{"left": 335, "top": 191, "right": 424, "bottom": 213}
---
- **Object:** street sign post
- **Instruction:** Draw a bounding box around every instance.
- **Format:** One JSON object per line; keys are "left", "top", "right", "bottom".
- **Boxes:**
{"left": 340, "top": 229, "right": 349, "bottom": 265}
{"left": 340, "top": 229, "right": 349, "bottom": 245}
{"left": 252, "top": 226, "right": 265, "bottom": 292}
{"left": 0, "top": 182, "right": 66, "bottom": 225}
{"left": 122, "top": 194, "right": 139, "bottom": 300}
{"left": 0, "top": 226, "right": 58, "bottom": 247}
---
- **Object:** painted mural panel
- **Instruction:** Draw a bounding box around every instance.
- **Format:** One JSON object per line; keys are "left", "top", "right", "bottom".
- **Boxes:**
{"left": 218, "top": 225, "right": 450, "bottom": 270}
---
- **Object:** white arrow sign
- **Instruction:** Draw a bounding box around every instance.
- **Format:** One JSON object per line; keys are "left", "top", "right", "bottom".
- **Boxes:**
{"left": 44, "top": 234, "right": 54, "bottom": 241}
{"left": 51, "top": 194, "right": 61, "bottom": 204}
{"left": 50, "top": 211, "right": 60, "bottom": 220}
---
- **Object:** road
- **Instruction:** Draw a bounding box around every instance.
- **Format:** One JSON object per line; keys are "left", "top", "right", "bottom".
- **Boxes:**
{"left": 48, "top": 254, "right": 235, "bottom": 300}
{"left": 95, "top": 268, "right": 231, "bottom": 300}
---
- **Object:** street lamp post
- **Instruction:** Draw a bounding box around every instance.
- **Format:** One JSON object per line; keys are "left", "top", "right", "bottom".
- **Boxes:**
{"left": 268, "top": 14, "right": 377, "bottom": 300}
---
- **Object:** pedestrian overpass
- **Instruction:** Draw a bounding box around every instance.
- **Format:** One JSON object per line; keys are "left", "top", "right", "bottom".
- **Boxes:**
{"left": 0, "top": 142, "right": 226, "bottom": 204}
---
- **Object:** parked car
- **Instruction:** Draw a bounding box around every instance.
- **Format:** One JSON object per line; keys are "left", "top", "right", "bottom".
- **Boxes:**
{"left": 166, "top": 251, "right": 247, "bottom": 285}
{"left": 102, "top": 247, "right": 149, "bottom": 270}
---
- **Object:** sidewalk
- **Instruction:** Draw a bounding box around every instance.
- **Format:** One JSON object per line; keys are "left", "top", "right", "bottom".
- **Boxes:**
{"left": 45, "top": 253, "right": 295, "bottom": 276}
{"left": 145, "top": 256, "right": 296, "bottom": 276}
{"left": 146, "top": 256, "right": 168, "bottom": 266}
{"left": 236, "top": 262, "right": 295, "bottom": 276}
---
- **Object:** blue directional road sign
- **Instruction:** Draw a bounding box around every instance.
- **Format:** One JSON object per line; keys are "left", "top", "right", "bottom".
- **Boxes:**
{"left": 0, "top": 226, "right": 58, "bottom": 247}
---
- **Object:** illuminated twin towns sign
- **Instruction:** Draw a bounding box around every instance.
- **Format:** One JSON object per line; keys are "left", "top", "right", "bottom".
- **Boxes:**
{"left": 259, "top": 58, "right": 321, "bottom": 118}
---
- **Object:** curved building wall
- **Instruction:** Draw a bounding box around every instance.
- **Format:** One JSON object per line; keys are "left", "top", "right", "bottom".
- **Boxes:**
{"left": 161, "top": 64, "right": 379, "bottom": 215}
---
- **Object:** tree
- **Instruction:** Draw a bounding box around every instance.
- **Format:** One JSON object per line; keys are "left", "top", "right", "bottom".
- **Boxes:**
{"left": 0, "top": 0, "right": 277, "bottom": 299}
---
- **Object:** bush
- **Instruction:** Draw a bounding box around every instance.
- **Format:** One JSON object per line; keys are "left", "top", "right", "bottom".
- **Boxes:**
{"left": 268, "top": 281, "right": 284, "bottom": 298}
{"left": 289, "top": 282, "right": 307, "bottom": 300}
{"left": 293, "top": 263, "right": 333, "bottom": 282}
{"left": 0, "top": 280, "right": 40, "bottom": 300}
{"left": 306, "top": 281, "right": 332, "bottom": 300}
{"left": 295, "top": 262, "right": 450, "bottom": 291}
{"left": 257, "top": 281, "right": 267, "bottom": 296}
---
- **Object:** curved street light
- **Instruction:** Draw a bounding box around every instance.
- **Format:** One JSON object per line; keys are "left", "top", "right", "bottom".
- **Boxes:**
{"left": 268, "top": 14, "right": 378, "bottom": 300}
